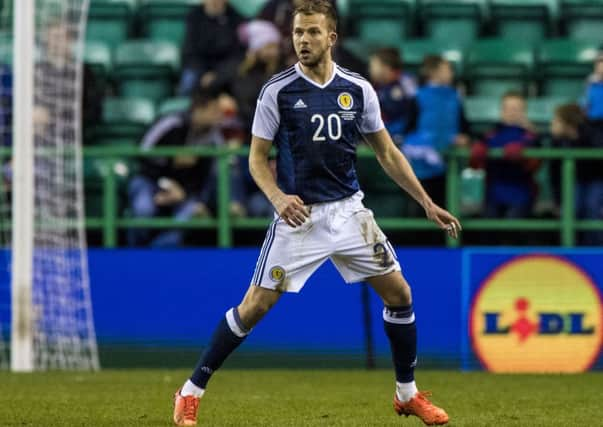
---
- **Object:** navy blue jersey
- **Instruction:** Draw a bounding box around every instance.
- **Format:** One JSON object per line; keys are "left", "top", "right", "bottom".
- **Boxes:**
{"left": 251, "top": 63, "right": 384, "bottom": 204}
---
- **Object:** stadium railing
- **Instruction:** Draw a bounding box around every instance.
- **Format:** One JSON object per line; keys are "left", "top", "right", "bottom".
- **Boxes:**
{"left": 1, "top": 146, "right": 602, "bottom": 247}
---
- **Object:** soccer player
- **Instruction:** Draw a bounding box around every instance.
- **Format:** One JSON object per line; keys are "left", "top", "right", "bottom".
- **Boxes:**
{"left": 173, "top": 1, "right": 460, "bottom": 425}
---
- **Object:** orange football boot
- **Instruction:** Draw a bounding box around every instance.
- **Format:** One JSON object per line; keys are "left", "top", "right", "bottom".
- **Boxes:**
{"left": 173, "top": 388, "right": 200, "bottom": 426}
{"left": 393, "top": 391, "right": 449, "bottom": 425}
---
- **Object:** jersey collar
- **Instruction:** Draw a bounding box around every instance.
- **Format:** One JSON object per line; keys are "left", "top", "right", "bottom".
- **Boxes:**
{"left": 294, "top": 61, "right": 337, "bottom": 89}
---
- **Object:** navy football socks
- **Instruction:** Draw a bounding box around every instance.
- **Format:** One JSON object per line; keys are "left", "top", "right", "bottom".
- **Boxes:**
{"left": 190, "top": 307, "right": 250, "bottom": 389}
{"left": 383, "top": 304, "right": 417, "bottom": 383}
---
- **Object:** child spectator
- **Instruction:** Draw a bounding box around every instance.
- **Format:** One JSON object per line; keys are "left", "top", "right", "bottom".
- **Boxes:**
{"left": 550, "top": 103, "right": 603, "bottom": 245}
{"left": 369, "top": 47, "right": 417, "bottom": 146}
{"left": 128, "top": 90, "right": 246, "bottom": 247}
{"left": 178, "top": 0, "right": 245, "bottom": 95}
{"left": 403, "top": 55, "right": 470, "bottom": 206}
{"left": 471, "top": 91, "right": 540, "bottom": 218}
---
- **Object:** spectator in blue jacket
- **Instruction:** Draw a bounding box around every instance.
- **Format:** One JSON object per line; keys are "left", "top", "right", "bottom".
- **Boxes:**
{"left": 369, "top": 47, "right": 417, "bottom": 146}
{"left": 402, "top": 55, "right": 470, "bottom": 206}
{"left": 583, "top": 50, "right": 603, "bottom": 121}
{"left": 470, "top": 91, "right": 540, "bottom": 219}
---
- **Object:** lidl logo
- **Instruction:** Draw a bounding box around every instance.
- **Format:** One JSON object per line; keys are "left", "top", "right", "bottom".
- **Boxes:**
{"left": 470, "top": 255, "right": 603, "bottom": 373}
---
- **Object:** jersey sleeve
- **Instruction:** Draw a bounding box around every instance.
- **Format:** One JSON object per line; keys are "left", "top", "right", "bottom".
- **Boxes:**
{"left": 359, "top": 83, "right": 385, "bottom": 134}
{"left": 251, "top": 91, "right": 280, "bottom": 141}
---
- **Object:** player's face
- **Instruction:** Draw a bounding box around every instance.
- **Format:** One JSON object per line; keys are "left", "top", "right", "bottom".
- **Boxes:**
{"left": 595, "top": 60, "right": 603, "bottom": 77}
{"left": 292, "top": 13, "right": 336, "bottom": 67}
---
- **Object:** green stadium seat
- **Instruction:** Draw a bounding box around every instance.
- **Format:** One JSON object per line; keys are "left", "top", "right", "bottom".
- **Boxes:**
{"left": 230, "top": 0, "right": 269, "bottom": 18}
{"left": 84, "top": 40, "right": 112, "bottom": 76}
{"left": 490, "top": 0, "right": 557, "bottom": 42}
{"left": 91, "top": 97, "right": 156, "bottom": 146}
{"left": 348, "top": 0, "right": 415, "bottom": 44}
{"left": 527, "top": 96, "right": 574, "bottom": 133}
{"left": 537, "top": 40, "right": 598, "bottom": 98}
{"left": 465, "top": 39, "right": 534, "bottom": 97}
{"left": 84, "top": 157, "right": 133, "bottom": 218}
{"left": 0, "top": 35, "right": 11, "bottom": 65}
{"left": 356, "top": 156, "right": 409, "bottom": 217}
{"left": 87, "top": 0, "right": 136, "bottom": 50}
{"left": 139, "top": 0, "right": 197, "bottom": 45}
{"left": 400, "top": 39, "right": 465, "bottom": 75}
{"left": 460, "top": 167, "right": 485, "bottom": 215}
{"left": 420, "top": 0, "right": 485, "bottom": 45}
{"left": 157, "top": 97, "right": 191, "bottom": 116}
{"left": 114, "top": 40, "right": 180, "bottom": 103}
{"left": 464, "top": 96, "right": 500, "bottom": 135}
{"left": 561, "top": 0, "right": 603, "bottom": 41}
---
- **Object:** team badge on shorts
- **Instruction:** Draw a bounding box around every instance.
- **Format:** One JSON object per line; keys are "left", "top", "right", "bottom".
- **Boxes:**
{"left": 269, "top": 266, "right": 286, "bottom": 282}
{"left": 337, "top": 92, "right": 353, "bottom": 110}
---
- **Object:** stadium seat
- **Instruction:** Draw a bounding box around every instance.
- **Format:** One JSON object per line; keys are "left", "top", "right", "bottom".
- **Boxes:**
{"left": 230, "top": 0, "right": 269, "bottom": 18}
{"left": 460, "top": 167, "right": 485, "bottom": 215}
{"left": 87, "top": 0, "right": 136, "bottom": 50}
{"left": 400, "top": 39, "right": 465, "bottom": 76}
{"left": 537, "top": 40, "right": 598, "bottom": 98}
{"left": 419, "top": 0, "right": 485, "bottom": 45}
{"left": 464, "top": 96, "right": 500, "bottom": 135}
{"left": 0, "top": 35, "right": 11, "bottom": 65}
{"left": 465, "top": 39, "right": 534, "bottom": 97}
{"left": 348, "top": 0, "right": 415, "bottom": 44}
{"left": 490, "top": 0, "right": 556, "bottom": 42}
{"left": 561, "top": 0, "right": 603, "bottom": 40}
{"left": 157, "top": 97, "right": 191, "bottom": 116}
{"left": 527, "top": 96, "right": 573, "bottom": 133}
{"left": 113, "top": 40, "right": 180, "bottom": 104}
{"left": 138, "top": 0, "right": 197, "bottom": 45}
{"left": 84, "top": 40, "right": 112, "bottom": 76}
{"left": 356, "top": 156, "right": 409, "bottom": 217}
{"left": 84, "top": 157, "right": 133, "bottom": 218}
{"left": 91, "top": 97, "right": 156, "bottom": 146}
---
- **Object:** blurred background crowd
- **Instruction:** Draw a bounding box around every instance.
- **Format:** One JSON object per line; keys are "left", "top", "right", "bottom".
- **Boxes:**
{"left": 4, "top": 0, "right": 601, "bottom": 247}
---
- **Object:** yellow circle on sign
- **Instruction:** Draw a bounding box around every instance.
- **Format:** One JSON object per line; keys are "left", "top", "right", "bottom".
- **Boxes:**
{"left": 470, "top": 255, "right": 603, "bottom": 373}
{"left": 337, "top": 92, "right": 353, "bottom": 110}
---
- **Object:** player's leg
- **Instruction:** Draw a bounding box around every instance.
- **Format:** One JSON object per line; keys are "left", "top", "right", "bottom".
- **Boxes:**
{"left": 367, "top": 271, "right": 449, "bottom": 425}
{"left": 184, "top": 285, "right": 281, "bottom": 394}
{"left": 174, "top": 285, "right": 281, "bottom": 426}
{"left": 366, "top": 272, "right": 416, "bottom": 399}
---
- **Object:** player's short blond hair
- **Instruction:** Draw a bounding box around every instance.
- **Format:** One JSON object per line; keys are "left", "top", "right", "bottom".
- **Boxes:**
{"left": 293, "top": 0, "right": 338, "bottom": 32}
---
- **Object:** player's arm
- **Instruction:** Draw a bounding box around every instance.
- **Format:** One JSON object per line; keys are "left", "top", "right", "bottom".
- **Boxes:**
{"left": 363, "top": 129, "right": 462, "bottom": 238}
{"left": 249, "top": 135, "right": 309, "bottom": 227}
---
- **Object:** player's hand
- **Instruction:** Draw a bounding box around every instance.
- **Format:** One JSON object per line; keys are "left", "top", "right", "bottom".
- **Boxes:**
{"left": 154, "top": 178, "right": 186, "bottom": 206}
{"left": 423, "top": 200, "right": 462, "bottom": 239}
{"left": 272, "top": 193, "right": 310, "bottom": 228}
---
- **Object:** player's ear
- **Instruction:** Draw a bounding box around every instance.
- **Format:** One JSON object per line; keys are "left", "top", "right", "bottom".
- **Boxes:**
{"left": 328, "top": 31, "right": 337, "bottom": 47}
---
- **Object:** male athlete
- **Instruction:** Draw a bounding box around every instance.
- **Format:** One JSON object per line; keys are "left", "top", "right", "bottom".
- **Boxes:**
{"left": 173, "top": 1, "right": 460, "bottom": 425}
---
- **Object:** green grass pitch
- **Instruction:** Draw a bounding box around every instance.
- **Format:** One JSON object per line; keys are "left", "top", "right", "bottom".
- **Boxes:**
{"left": 0, "top": 369, "right": 601, "bottom": 426}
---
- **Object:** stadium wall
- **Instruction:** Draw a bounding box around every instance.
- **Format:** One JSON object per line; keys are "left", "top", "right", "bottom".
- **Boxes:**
{"left": 85, "top": 248, "right": 603, "bottom": 372}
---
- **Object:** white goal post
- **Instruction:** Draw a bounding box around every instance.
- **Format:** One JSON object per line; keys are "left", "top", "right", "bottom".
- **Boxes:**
{"left": 4, "top": 0, "right": 99, "bottom": 372}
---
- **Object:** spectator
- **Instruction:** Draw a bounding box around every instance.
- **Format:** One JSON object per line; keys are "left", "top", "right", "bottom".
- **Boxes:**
{"left": 550, "top": 103, "right": 603, "bottom": 245}
{"left": 232, "top": 20, "right": 283, "bottom": 134}
{"left": 402, "top": 55, "right": 470, "bottom": 207}
{"left": 369, "top": 47, "right": 417, "bottom": 146}
{"left": 583, "top": 48, "right": 603, "bottom": 143}
{"left": 470, "top": 91, "right": 540, "bottom": 219}
{"left": 128, "top": 90, "right": 246, "bottom": 247}
{"left": 178, "top": 0, "right": 245, "bottom": 96}
{"left": 231, "top": 20, "right": 284, "bottom": 217}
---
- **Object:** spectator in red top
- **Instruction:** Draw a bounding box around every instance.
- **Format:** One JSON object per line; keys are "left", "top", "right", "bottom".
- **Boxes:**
{"left": 470, "top": 91, "right": 540, "bottom": 218}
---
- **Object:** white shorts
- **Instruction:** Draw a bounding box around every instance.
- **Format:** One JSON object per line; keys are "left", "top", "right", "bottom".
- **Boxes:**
{"left": 250, "top": 191, "right": 401, "bottom": 293}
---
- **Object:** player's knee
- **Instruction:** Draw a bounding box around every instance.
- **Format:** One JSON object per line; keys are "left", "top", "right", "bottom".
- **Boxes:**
{"left": 382, "top": 282, "right": 412, "bottom": 307}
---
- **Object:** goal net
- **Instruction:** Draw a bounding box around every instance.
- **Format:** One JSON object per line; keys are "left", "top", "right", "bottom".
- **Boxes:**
{"left": 0, "top": 0, "right": 99, "bottom": 371}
